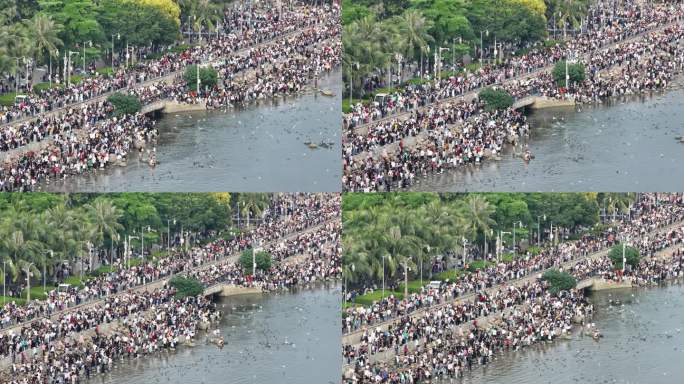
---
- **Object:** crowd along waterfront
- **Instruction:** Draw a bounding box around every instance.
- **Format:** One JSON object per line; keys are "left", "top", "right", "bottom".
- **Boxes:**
{"left": 408, "top": 82, "right": 684, "bottom": 191}
{"left": 342, "top": 1, "right": 684, "bottom": 192}
{"left": 88, "top": 284, "right": 340, "bottom": 384}
{"left": 0, "top": 1, "right": 341, "bottom": 192}
{"left": 447, "top": 283, "right": 684, "bottom": 384}
{"left": 41, "top": 70, "right": 341, "bottom": 192}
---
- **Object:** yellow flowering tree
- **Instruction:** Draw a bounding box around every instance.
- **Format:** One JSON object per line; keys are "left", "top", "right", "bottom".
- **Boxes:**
{"left": 124, "top": 0, "right": 181, "bottom": 26}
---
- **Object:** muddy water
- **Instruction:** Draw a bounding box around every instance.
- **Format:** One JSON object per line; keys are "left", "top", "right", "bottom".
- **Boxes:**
{"left": 45, "top": 70, "right": 342, "bottom": 192}
{"left": 411, "top": 85, "right": 684, "bottom": 192}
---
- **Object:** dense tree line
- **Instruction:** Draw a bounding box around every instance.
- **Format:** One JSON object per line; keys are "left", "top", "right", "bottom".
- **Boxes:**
{"left": 342, "top": 192, "right": 636, "bottom": 286}
{"left": 343, "top": 0, "right": 590, "bottom": 98}
{"left": 0, "top": 193, "right": 276, "bottom": 290}
{"left": 0, "top": 0, "right": 239, "bottom": 76}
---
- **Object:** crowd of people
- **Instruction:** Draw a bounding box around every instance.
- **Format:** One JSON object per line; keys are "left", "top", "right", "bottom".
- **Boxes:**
{"left": 0, "top": 194, "right": 341, "bottom": 383}
{"left": 0, "top": 193, "right": 339, "bottom": 328}
{"left": 343, "top": 194, "right": 684, "bottom": 334}
{"left": 342, "top": 1, "right": 684, "bottom": 191}
{"left": 0, "top": 2, "right": 340, "bottom": 191}
{"left": 342, "top": 196, "right": 684, "bottom": 383}
{"left": 0, "top": 2, "right": 333, "bottom": 127}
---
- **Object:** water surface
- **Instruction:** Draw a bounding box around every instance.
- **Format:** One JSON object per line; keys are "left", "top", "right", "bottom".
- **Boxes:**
{"left": 412, "top": 85, "right": 684, "bottom": 191}
{"left": 45, "top": 71, "right": 341, "bottom": 192}
{"left": 90, "top": 284, "right": 340, "bottom": 384}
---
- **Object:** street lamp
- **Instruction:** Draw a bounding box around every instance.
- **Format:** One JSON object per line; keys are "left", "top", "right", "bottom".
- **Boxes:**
{"left": 499, "top": 231, "right": 511, "bottom": 263}
{"left": 2, "top": 261, "right": 6, "bottom": 305}
{"left": 67, "top": 51, "right": 79, "bottom": 87}
{"left": 167, "top": 218, "right": 177, "bottom": 253}
{"left": 461, "top": 237, "right": 468, "bottom": 268}
{"left": 381, "top": 255, "right": 386, "bottom": 299}
{"left": 395, "top": 53, "right": 403, "bottom": 85}
{"left": 437, "top": 47, "right": 449, "bottom": 83}
{"left": 480, "top": 29, "right": 489, "bottom": 66}
{"left": 49, "top": 50, "right": 58, "bottom": 88}
{"left": 43, "top": 250, "right": 53, "bottom": 293}
{"left": 513, "top": 221, "right": 524, "bottom": 256}
{"left": 344, "top": 263, "right": 355, "bottom": 307}
{"left": 24, "top": 262, "right": 35, "bottom": 302}
{"left": 83, "top": 40, "right": 92, "bottom": 75}
{"left": 348, "top": 61, "right": 359, "bottom": 107}
{"left": 537, "top": 215, "right": 547, "bottom": 245}
{"left": 112, "top": 33, "right": 120, "bottom": 70}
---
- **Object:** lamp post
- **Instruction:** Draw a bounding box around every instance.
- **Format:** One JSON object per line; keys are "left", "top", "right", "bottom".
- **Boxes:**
{"left": 381, "top": 255, "right": 386, "bottom": 299}
{"left": 349, "top": 61, "right": 358, "bottom": 106}
{"left": 344, "top": 263, "right": 355, "bottom": 307}
{"left": 484, "top": 229, "right": 493, "bottom": 260}
{"left": 2, "top": 261, "right": 6, "bottom": 305}
{"left": 480, "top": 29, "right": 489, "bottom": 66}
{"left": 67, "top": 51, "right": 79, "bottom": 86}
{"left": 462, "top": 237, "right": 468, "bottom": 268}
{"left": 537, "top": 215, "right": 546, "bottom": 245}
{"left": 83, "top": 40, "right": 92, "bottom": 75}
{"left": 402, "top": 261, "right": 410, "bottom": 298}
{"left": 49, "top": 50, "right": 58, "bottom": 88}
{"left": 112, "top": 33, "right": 120, "bottom": 70}
{"left": 513, "top": 221, "right": 523, "bottom": 256}
{"left": 438, "top": 47, "right": 449, "bottom": 83}
{"left": 43, "top": 250, "right": 53, "bottom": 293}
{"left": 25, "top": 262, "right": 35, "bottom": 302}
{"left": 499, "top": 231, "right": 511, "bottom": 262}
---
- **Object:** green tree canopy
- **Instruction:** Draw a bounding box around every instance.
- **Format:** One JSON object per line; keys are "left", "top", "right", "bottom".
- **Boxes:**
{"left": 608, "top": 244, "right": 640, "bottom": 270}
{"left": 541, "top": 269, "right": 577, "bottom": 295}
{"left": 239, "top": 249, "right": 272, "bottom": 274}
{"left": 552, "top": 60, "right": 586, "bottom": 88}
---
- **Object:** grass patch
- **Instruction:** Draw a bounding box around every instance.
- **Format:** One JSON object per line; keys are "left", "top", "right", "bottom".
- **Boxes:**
{"left": 0, "top": 92, "right": 17, "bottom": 107}
{"left": 151, "top": 250, "right": 170, "bottom": 259}
{"left": 467, "top": 260, "right": 495, "bottom": 272}
{"left": 397, "top": 280, "right": 425, "bottom": 294}
{"left": 91, "top": 265, "right": 117, "bottom": 277}
{"left": 465, "top": 63, "right": 481, "bottom": 72}
{"left": 0, "top": 296, "right": 26, "bottom": 306}
{"left": 95, "top": 66, "right": 114, "bottom": 76}
{"left": 342, "top": 98, "right": 363, "bottom": 113}
{"left": 501, "top": 253, "right": 515, "bottom": 263}
{"left": 434, "top": 269, "right": 462, "bottom": 281}
{"left": 527, "top": 246, "right": 542, "bottom": 256}
{"left": 64, "top": 275, "right": 89, "bottom": 287}
{"left": 170, "top": 44, "right": 191, "bottom": 54}
{"left": 125, "top": 258, "right": 143, "bottom": 268}
{"left": 21, "top": 285, "right": 56, "bottom": 301}
{"left": 33, "top": 82, "right": 63, "bottom": 93}
{"left": 70, "top": 75, "right": 84, "bottom": 85}
{"left": 353, "top": 290, "right": 404, "bottom": 306}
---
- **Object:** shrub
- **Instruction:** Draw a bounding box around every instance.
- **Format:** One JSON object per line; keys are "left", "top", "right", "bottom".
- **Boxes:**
{"left": 479, "top": 87, "right": 514, "bottom": 111}
{"left": 541, "top": 269, "right": 577, "bottom": 295}
{"left": 552, "top": 60, "right": 586, "bottom": 87}
{"left": 184, "top": 65, "right": 218, "bottom": 92}
{"left": 169, "top": 276, "right": 204, "bottom": 298}
{"left": 434, "top": 269, "right": 460, "bottom": 281}
{"left": 467, "top": 260, "right": 494, "bottom": 272}
{"left": 107, "top": 92, "right": 142, "bottom": 116}
{"left": 91, "top": 265, "right": 117, "bottom": 277}
{"left": 239, "top": 249, "right": 272, "bottom": 274}
{"left": 608, "top": 244, "right": 640, "bottom": 270}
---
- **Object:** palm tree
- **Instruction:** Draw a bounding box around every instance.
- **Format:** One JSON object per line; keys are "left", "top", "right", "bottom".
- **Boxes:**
{"left": 85, "top": 200, "right": 124, "bottom": 262}
{"left": 461, "top": 195, "right": 496, "bottom": 246}
{"left": 26, "top": 14, "right": 63, "bottom": 66}
{"left": 395, "top": 10, "right": 434, "bottom": 63}
{"left": 188, "top": 0, "right": 222, "bottom": 43}
{"left": 237, "top": 193, "right": 272, "bottom": 226}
